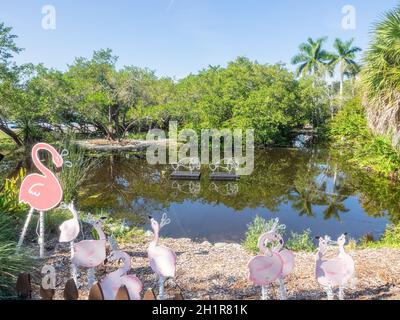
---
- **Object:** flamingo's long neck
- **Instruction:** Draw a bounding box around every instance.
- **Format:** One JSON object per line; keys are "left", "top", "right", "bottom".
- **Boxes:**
{"left": 32, "top": 144, "right": 57, "bottom": 178}
{"left": 316, "top": 248, "right": 324, "bottom": 261}
{"left": 119, "top": 253, "right": 131, "bottom": 274}
{"left": 338, "top": 245, "right": 346, "bottom": 257}
{"left": 94, "top": 225, "right": 106, "bottom": 240}
{"left": 150, "top": 226, "right": 159, "bottom": 250}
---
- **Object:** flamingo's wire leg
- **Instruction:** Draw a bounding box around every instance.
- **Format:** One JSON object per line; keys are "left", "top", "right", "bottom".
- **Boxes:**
{"left": 87, "top": 268, "right": 95, "bottom": 289}
{"left": 261, "top": 285, "right": 269, "bottom": 300}
{"left": 278, "top": 277, "right": 287, "bottom": 300}
{"left": 70, "top": 241, "right": 79, "bottom": 288}
{"left": 158, "top": 275, "right": 166, "bottom": 300}
{"left": 39, "top": 211, "right": 45, "bottom": 258}
{"left": 17, "top": 207, "right": 34, "bottom": 250}
{"left": 338, "top": 286, "right": 345, "bottom": 300}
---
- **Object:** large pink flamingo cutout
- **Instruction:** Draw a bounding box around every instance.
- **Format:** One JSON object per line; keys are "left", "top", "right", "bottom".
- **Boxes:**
{"left": 59, "top": 201, "right": 81, "bottom": 285}
{"left": 18, "top": 143, "right": 64, "bottom": 258}
{"left": 315, "top": 234, "right": 355, "bottom": 300}
{"left": 99, "top": 250, "right": 143, "bottom": 300}
{"left": 248, "top": 219, "right": 295, "bottom": 300}
{"left": 148, "top": 214, "right": 176, "bottom": 300}
{"left": 71, "top": 216, "right": 107, "bottom": 289}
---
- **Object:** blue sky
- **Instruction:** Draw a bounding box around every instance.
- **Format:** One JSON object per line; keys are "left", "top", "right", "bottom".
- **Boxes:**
{"left": 0, "top": 0, "right": 398, "bottom": 79}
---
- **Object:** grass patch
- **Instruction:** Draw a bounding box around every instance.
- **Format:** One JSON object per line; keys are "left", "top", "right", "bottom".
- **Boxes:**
{"left": 0, "top": 211, "right": 38, "bottom": 297}
{"left": 243, "top": 216, "right": 316, "bottom": 253}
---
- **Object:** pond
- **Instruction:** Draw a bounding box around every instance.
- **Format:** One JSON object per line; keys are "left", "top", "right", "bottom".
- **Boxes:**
{"left": 77, "top": 147, "right": 400, "bottom": 243}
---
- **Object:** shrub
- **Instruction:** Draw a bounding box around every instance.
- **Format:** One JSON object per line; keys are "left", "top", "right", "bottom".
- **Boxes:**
{"left": 0, "top": 168, "right": 28, "bottom": 220}
{"left": 286, "top": 229, "right": 316, "bottom": 252}
{"left": 243, "top": 216, "right": 315, "bottom": 253}
{"left": 359, "top": 224, "right": 400, "bottom": 249}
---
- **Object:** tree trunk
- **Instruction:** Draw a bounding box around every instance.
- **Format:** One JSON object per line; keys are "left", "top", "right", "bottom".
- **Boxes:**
{"left": 340, "top": 74, "right": 344, "bottom": 98}
{"left": 0, "top": 124, "right": 23, "bottom": 146}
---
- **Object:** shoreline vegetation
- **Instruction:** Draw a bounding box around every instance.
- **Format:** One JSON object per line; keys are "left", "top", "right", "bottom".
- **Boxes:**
{"left": 2, "top": 5, "right": 400, "bottom": 300}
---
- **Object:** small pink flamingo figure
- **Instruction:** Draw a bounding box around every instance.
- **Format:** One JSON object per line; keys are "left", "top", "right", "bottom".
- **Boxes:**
{"left": 59, "top": 202, "right": 81, "bottom": 285}
{"left": 59, "top": 202, "right": 80, "bottom": 243}
{"left": 315, "top": 234, "right": 355, "bottom": 300}
{"left": 148, "top": 214, "right": 176, "bottom": 300}
{"left": 248, "top": 219, "right": 295, "bottom": 300}
{"left": 72, "top": 216, "right": 107, "bottom": 288}
{"left": 100, "top": 250, "right": 143, "bottom": 300}
{"left": 18, "top": 143, "right": 64, "bottom": 258}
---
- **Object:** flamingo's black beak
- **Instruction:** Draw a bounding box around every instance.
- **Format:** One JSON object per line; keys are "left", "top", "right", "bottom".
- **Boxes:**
{"left": 148, "top": 215, "right": 153, "bottom": 220}
{"left": 315, "top": 236, "right": 321, "bottom": 240}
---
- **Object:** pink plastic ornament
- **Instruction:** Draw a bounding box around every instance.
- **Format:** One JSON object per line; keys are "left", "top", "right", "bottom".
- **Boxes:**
{"left": 248, "top": 219, "right": 295, "bottom": 300}
{"left": 72, "top": 217, "right": 107, "bottom": 289}
{"left": 17, "top": 143, "right": 64, "bottom": 258}
{"left": 72, "top": 219, "right": 106, "bottom": 268}
{"left": 100, "top": 250, "right": 143, "bottom": 300}
{"left": 59, "top": 202, "right": 81, "bottom": 286}
{"left": 59, "top": 202, "right": 80, "bottom": 243}
{"left": 315, "top": 234, "right": 355, "bottom": 300}
{"left": 148, "top": 214, "right": 176, "bottom": 300}
{"left": 19, "top": 143, "right": 63, "bottom": 211}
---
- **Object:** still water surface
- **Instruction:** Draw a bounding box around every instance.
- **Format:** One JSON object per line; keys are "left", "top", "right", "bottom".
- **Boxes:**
{"left": 78, "top": 148, "right": 400, "bottom": 243}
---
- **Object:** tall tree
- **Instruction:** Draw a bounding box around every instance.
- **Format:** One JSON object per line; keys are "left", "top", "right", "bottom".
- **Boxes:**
{"left": 330, "top": 38, "right": 361, "bottom": 97}
{"left": 362, "top": 6, "right": 400, "bottom": 148}
{"left": 291, "top": 37, "right": 333, "bottom": 78}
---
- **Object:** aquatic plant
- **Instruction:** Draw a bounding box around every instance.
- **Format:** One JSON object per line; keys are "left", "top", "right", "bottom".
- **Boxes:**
{"left": 58, "top": 135, "right": 98, "bottom": 203}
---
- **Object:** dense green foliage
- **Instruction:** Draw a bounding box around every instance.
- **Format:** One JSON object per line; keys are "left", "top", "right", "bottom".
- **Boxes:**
{"left": 331, "top": 97, "right": 400, "bottom": 178}
{"left": 0, "top": 22, "right": 334, "bottom": 148}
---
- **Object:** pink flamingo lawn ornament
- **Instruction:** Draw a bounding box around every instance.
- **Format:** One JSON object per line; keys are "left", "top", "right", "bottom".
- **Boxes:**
{"left": 59, "top": 201, "right": 81, "bottom": 285}
{"left": 18, "top": 143, "right": 65, "bottom": 258}
{"left": 315, "top": 234, "right": 354, "bottom": 300}
{"left": 99, "top": 250, "right": 143, "bottom": 300}
{"left": 148, "top": 213, "right": 176, "bottom": 300}
{"left": 71, "top": 216, "right": 107, "bottom": 289}
{"left": 248, "top": 219, "right": 295, "bottom": 300}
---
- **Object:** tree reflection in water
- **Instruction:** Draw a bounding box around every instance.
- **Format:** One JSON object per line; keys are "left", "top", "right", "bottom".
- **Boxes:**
{"left": 78, "top": 148, "right": 400, "bottom": 241}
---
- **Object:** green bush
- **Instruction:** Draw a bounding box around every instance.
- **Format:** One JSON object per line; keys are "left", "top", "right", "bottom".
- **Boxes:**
{"left": 0, "top": 168, "right": 28, "bottom": 220}
{"left": 286, "top": 229, "right": 316, "bottom": 252}
{"left": 330, "top": 97, "right": 400, "bottom": 178}
{"left": 243, "top": 216, "right": 315, "bottom": 253}
{"left": 82, "top": 213, "right": 145, "bottom": 244}
{"left": 359, "top": 224, "right": 400, "bottom": 249}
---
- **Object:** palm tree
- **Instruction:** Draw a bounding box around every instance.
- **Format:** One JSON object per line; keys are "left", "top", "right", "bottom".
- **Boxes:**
{"left": 291, "top": 37, "right": 333, "bottom": 78}
{"left": 362, "top": 6, "right": 400, "bottom": 146}
{"left": 330, "top": 38, "right": 361, "bottom": 97}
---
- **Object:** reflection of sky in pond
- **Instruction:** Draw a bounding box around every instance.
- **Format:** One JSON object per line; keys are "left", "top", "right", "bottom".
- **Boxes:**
{"left": 79, "top": 148, "right": 398, "bottom": 243}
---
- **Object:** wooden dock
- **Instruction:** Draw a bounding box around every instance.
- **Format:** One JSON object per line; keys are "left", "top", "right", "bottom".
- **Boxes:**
{"left": 170, "top": 171, "right": 201, "bottom": 180}
{"left": 210, "top": 172, "right": 240, "bottom": 181}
